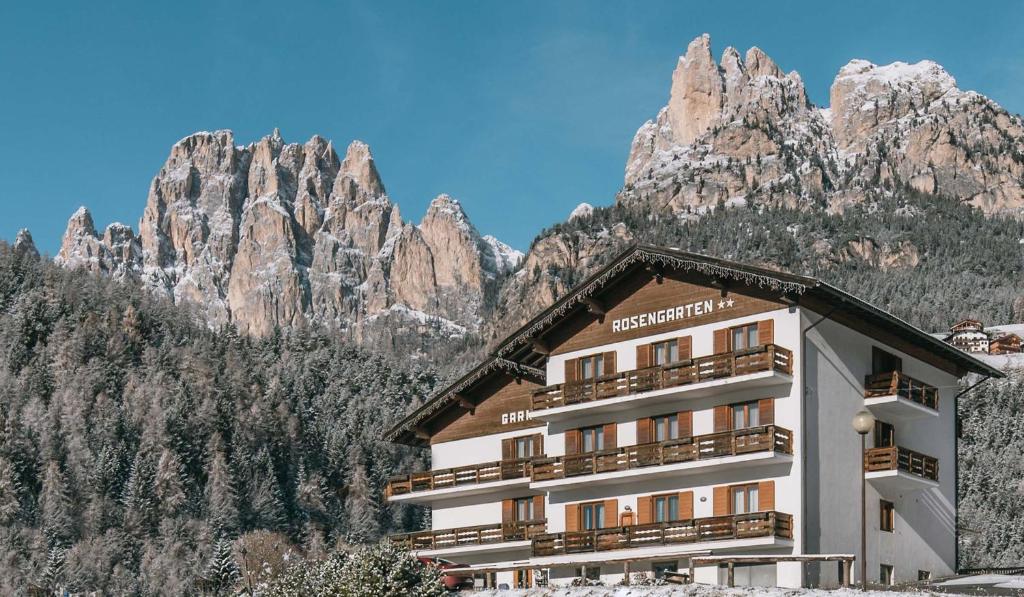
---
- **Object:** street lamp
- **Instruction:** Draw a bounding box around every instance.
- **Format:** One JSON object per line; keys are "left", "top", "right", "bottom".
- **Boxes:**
{"left": 852, "top": 409, "right": 876, "bottom": 591}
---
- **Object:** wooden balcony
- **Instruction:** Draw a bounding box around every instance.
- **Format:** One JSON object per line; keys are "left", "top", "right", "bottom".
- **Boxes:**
{"left": 390, "top": 520, "right": 547, "bottom": 553}
{"left": 864, "top": 371, "right": 939, "bottom": 414}
{"left": 531, "top": 425, "right": 793, "bottom": 483}
{"left": 864, "top": 446, "right": 938, "bottom": 491}
{"left": 532, "top": 511, "right": 793, "bottom": 557}
{"left": 385, "top": 458, "right": 535, "bottom": 500}
{"left": 532, "top": 344, "right": 793, "bottom": 413}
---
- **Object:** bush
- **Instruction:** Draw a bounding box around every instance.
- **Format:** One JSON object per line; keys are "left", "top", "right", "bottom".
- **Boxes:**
{"left": 262, "top": 542, "right": 444, "bottom": 597}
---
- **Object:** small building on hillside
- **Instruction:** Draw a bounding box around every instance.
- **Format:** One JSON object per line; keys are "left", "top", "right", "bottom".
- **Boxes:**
{"left": 943, "top": 320, "right": 1022, "bottom": 355}
{"left": 944, "top": 319, "right": 990, "bottom": 353}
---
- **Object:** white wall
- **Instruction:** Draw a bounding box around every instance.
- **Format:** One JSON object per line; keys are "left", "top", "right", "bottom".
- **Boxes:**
{"left": 802, "top": 310, "right": 958, "bottom": 586}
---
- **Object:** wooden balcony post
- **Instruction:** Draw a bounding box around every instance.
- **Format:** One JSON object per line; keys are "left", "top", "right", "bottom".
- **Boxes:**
{"left": 727, "top": 562, "right": 735, "bottom": 587}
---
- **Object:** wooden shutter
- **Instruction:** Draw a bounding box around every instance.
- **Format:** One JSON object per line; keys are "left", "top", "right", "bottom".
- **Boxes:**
{"left": 758, "top": 398, "right": 774, "bottom": 426}
{"left": 603, "top": 351, "right": 617, "bottom": 375}
{"left": 565, "top": 430, "right": 581, "bottom": 455}
{"left": 678, "top": 491, "right": 694, "bottom": 520}
{"left": 502, "top": 438, "right": 515, "bottom": 460}
{"left": 502, "top": 499, "right": 514, "bottom": 524}
{"left": 531, "top": 434, "right": 544, "bottom": 456}
{"left": 757, "top": 319, "right": 774, "bottom": 346}
{"left": 758, "top": 480, "right": 775, "bottom": 511}
{"left": 636, "top": 344, "right": 652, "bottom": 369}
{"left": 564, "top": 358, "right": 578, "bottom": 383}
{"left": 603, "top": 423, "right": 617, "bottom": 449}
{"left": 603, "top": 499, "right": 618, "bottom": 528}
{"left": 637, "top": 496, "right": 653, "bottom": 524}
{"left": 565, "top": 504, "right": 580, "bottom": 532}
{"left": 637, "top": 417, "right": 653, "bottom": 444}
{"left": 713, "top": 486, "right": 729, "bottom": 516}
{"left": 713, "top": 405, "right": 731, "bottom": 432}
{"left": 677, "top": 410, "right": 693, "bottom": 438}
{"left": 713, "top": 328, "right": 729, "bottom": 354}
{"left": 677, "top": 336, "right": 692, "bottom": 361}
{"left": 533, "top": 495, "right": 545, "bottom": 521}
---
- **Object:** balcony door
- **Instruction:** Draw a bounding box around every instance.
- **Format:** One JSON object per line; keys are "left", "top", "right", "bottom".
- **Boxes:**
{"left": 872, "top": 347, "right": 903, "bottom": 375}
{"left": 713, "top": 319, "right": 773, "bottom": 354}
{"left": 713, "top": 481, "right": 775, "bottom": 516}
{"left": 874, "top": 421, "right": 895, "bottom": 448}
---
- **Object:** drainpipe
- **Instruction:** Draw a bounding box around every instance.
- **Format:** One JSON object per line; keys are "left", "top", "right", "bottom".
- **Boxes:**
{"left": 799, "top": 305, "right": 838, "bottom": 587}
{"left": 952, "top": 374, "right": 992, "bottom": 573}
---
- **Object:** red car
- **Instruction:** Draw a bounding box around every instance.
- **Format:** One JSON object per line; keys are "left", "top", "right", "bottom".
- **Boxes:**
{"left": 418, "top": 557, "right": 475, "bottom": 591}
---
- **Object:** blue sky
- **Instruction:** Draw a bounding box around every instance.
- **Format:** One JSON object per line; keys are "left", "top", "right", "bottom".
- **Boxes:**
{"left": 2, "top": 1, "right": 1021, "bottom": 254}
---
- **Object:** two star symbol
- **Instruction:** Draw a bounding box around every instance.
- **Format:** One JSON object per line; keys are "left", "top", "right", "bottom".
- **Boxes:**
{"left": 717, "top": 298, "right": 736, "bottom": 309}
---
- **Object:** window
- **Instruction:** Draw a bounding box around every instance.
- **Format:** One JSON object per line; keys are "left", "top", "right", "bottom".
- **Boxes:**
{"left": 652, "top": 561, "right": 678, "bottom": 579}
{"left": 514, "top": 569, "right": 532, "bottom": 588}
{"left": 581, "top": 426, "right": 605, "bottom": 453}
{"left": 578, "top": 354, "right": 605, "bottom": 380}
{"left": 580, "top": 502, "right": 606, "bottom": 530}
{"left": 872, "top": 347, "right": 903, "bottom": 375}
{"left": 731, "top": 484, "right": 760, "bottom": 514}
{"left": 731, "top": 323, "right": 759, "bottom": 351}
{"left": 654, "top": 494, "right": 680, "bottom": 522}
{"left": 514, "top": 436, "right": 534, "bottom": 459}
{"left": 652, "top": 340, "right": 679, "bottom": 366}
{"left": 653, "top": 414, "right": 679, "bottom": 442}
{"left": 918, "top": 570, "right": 931, "bottom": 582}
{"left": 514, "top": 497, "right": 535, "bottom": 522}
{"left": 880, "top": 500, "right": 894, "bottom": 532}
{"left": 875, "top": 421, "right": 895, "bottom": 448}
{"left": 574, "top": 566, "right": 601, "bottom": 581}
{"left": 879, "top": 564, "right": 894, "bottom": 586}
{"left": 732, "top": 401, "right": 761, "bottom": 430}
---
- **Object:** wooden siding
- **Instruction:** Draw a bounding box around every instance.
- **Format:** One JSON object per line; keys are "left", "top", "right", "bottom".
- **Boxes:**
{"left": 545, "top": 272, "right": 784, "bottom": 356}
{"left": 431, "top": 374, "right": 543, "bottom": 444}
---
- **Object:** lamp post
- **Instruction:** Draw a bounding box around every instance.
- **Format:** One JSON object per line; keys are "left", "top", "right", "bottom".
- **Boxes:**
{"left": 852, "top": 409, "right": 876, "bottom": 591}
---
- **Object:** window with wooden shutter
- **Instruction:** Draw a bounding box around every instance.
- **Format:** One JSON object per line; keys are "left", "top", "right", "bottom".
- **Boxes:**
{"left": 713, "top": 328, "right": 729, "bottom": 354}
{"left": 564, "top": 358, "right": 579, "bottom": 383}
{"left": 637, "top": 496, "right": 653, "bottom": 524}
{"left": 757, "top": 319, "right": 774, "bottom": 345}
{"left": 758, "top": 480, "right": 775, "bottom": 511}
{"left": 677, "top": 336, "right": 692, "bottom": 360}
{"left": 636, "top": 344, "right": 652, "bottom": 369}
{"left": 501, "top": 438, "right": 515, "bottom": 460}
{"left": 603, "top": 351, "right": 617, "bottom": 375}
{"left": 502, "top": 499, "right": 515, "bottom": 524}
{"left": 531, "top": 434, "right": 544, "bottom": 457}
{"left": 713, "top": 405, "right": 731, "bottom": 432}
{"left": 758, "top": 398, "right": 774, "bottom": 426}
{"left": 636, "top": 417, "right": 653, "bottom": 444}
{"left": 565, "top": 429, "right": 582, "bottom": 455}
{"left": 603, "top": 499, "right": 618, "bottom": 528}
{"left": 603, "top": 423, "right": 617, "bottom": 449}
{"left": 533, "top": 495, "right": 545, "bottom": 521}
{"left": 677, "top": 410, "right": 693, "bottom": 438}
{"left": 565, "top": 504, "right": 580, "bottom": 532}
{"left": 678, "top": 491, "right": 694, "bottom": 520}
{"left": 713, "top": 486, "right": 729, "bottom": 516}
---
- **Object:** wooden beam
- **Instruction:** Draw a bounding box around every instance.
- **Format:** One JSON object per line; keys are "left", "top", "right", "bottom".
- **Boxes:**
{"left": 413, "top": 426, "right": 430, "bottom": 440}
{"left": 711, "top": 278, "right": 730, "bottom": 297}
{"left": 645, "top": 263, "right": 664, "bottom": 284}
{"left": 582, "top": 296, "right": 606, "bottom": 316}
{"left": 780, "top": 294, "right": 798, "bottom": 307}
{"left": 531, "top": 338, "right": 551, "bottom": 355}
{"left": 455, "top": 394, "right": 475, "bottom": 412}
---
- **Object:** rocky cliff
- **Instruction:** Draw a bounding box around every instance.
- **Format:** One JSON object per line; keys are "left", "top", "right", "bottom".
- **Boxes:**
{"left": 56, "top": 130, "right": 521, "bottom": 349}
{"left": 623, "top": 34, "right": 1024, "bottom": 215}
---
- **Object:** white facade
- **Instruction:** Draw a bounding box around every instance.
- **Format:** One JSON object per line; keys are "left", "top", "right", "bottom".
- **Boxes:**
{"left": 386, "top": 259, "right": 982, "bottom": 589}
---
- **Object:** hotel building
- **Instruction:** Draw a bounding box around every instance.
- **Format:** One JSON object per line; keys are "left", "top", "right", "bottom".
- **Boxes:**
{"left": 383, "top": 245, "right": 1000, "bottom": 588}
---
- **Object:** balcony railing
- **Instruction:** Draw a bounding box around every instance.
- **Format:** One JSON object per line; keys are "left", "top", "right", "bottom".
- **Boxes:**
{"left": 532, "top": 344, "right": 793, "bottom": 411}
{"left": 864, "top": 446, "right": 938, "bottom": 481}
{"left": 390, "top": 520, "right": 547, "bottom": 551}
{"left": 385, "top": 458, "right": 536, "bottom": 498}
{"left": 531, "top": 425, "right": 793, "bottom": 482}
{"left": 864, "top": 371, "right": 938, "bottom": 410}
{"left": 532, "top": 511, "right": 793, "bottom": 557}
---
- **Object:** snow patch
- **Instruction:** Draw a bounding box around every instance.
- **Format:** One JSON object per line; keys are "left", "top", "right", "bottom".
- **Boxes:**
{"left": 569, "top": 203, "right": 595, "bottom": 221}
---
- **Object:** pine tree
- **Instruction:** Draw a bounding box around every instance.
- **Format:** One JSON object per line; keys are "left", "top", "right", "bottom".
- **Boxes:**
{"left": 344, "top": 458, "right": 380, "bottom": 544}
{"left": 0, "top": 455, "right": 21, "bottom": 525}
{"left": 206, "top": 447, "right": 239, "bottom": 536}
{"left": 154, "top": 448, "right": 187, "bottom": 518}
{"left": 122, "top": 450, "right": 158, "bottom": 535}
{"left": 203, "top": 538, "right": 241, "bottom": 594}
{"left": 39, "top": 460, "right": 74, "bottom": 547}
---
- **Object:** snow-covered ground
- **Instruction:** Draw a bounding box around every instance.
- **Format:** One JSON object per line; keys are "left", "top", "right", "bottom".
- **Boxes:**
{"left": 469, "top": 586, "right": 967, "bottom": 597}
